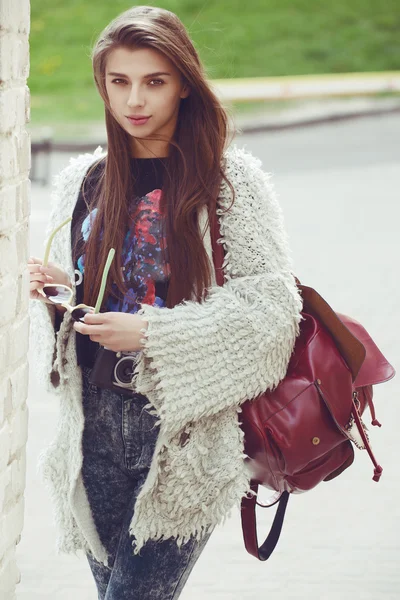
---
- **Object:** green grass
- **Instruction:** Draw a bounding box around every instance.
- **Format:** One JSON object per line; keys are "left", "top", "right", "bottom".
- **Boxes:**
{"left": 30, "top": 0, "right": 400, "bottom": 125}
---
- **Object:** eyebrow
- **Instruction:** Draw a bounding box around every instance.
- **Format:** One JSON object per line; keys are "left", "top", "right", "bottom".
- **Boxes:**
{"left": 107, "top": 71, "right": 172, "bottom": 78}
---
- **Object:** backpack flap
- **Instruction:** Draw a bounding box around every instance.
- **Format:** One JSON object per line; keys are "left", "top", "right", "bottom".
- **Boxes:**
{"left": 336, "top": 312, "right": 396, "bottom": 387}
{"left": 298, "top": 285, "right": 366, "bottom": 382}
{"left": 299, "top": 285, "right": 396, "bottom": 386}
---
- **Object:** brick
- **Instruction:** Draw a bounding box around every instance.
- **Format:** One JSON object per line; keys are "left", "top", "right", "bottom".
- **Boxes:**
{"left": 10, "top": 322, "right": 29, "bottom": 368}
{"left": 0, "top": 136, "right": 18, "bottom": 180}
{"left": 10, "top": 450, "right": 25, "bottom": 499}
{"left": 0, "top": 546, "right": 19, "bottom": 597}
{"left": 0, "top": 375, "right": 10, "bottom": 424}
{"left": 24, "top": 84, "right": 30, "bottom": 123}
{"left": 0, "top": 495, "right": 24, "bottom": 563}
{"left": 0, "top": 33, "right": 29, "bottom": 82}
{"left": 18, "top": 0, "right": 30, "bottom": 35}
{"left": 0, "top": 0, "right": 30, "bottom": 34}
{"left": 0, "top": 186, "right": 17, "bottom": 233}
{"left": 0, "top": 234, "right": 18, "bottom": 279}
{"left": 0, "top": 2, "right": 30, "bottom": 595}
{"left": 0, "top": 278, "right": 17, "bottom": 327}
{"left": 4, "top": 315, "right": 29, "bottom": 367}
{"left": 9, "top": 362, "right": 28, "bottom": 411}
{"left": 0, "top": 422, "right": 11, "bottom": 471}
{"left": 15, "top": 220, "right": 29, "bottom": 267}
{"left": 9, "top": 405, "right": 28, "bottom": 456}
{"left": 2, "top": 469, "right": 14, "bottom": 516}
{"left": 0, "top": 89, "right": 17, "bottom": 133}
{"left": 0, "top": 88, "right": 26, "bottom": 134}
{"left": 16, "top": 271, "right": 29, "bottom": 314}
{"left": 0, "top": 132, "right": 31, "bottom": 179}
{"left": 16, "top": 129, "right": 30, "bottom": 173}
{"left": 0, "top": 452, "right": 26, "bottom": 512}
{"left": 21, "top": 271, "right": 29, "bottom": 312}
{"left": 0, "top": 33, "right": 14, "bottom": 81}
{"left": 0, "top": 330, "right": 9, "bottom": 373}
{"left": 17, "top": 38, "right": 29, "bottom": 80}
{"left": 16, "top": 178, "right": 30, "bottom": 222}
{"left": 3, "top": 387, "right": 12, "bottom": 420}
{"left": 0, "top": 0, "right": 19, "bottom": 33}
{"left": 0, "top": 463, "right": 11, "bottom": 513}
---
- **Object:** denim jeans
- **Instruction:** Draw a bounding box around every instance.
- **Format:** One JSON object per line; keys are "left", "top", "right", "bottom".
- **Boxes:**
{"left": 80, "top": 365, "right": 213, "bottom": 600}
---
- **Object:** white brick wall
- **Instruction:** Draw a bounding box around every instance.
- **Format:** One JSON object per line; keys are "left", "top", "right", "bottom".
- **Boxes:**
{"left": 0, "top": 1, "right": 31, "bottom": 599}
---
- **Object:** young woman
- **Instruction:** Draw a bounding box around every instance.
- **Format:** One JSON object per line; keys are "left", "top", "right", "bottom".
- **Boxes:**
{"left": 28, "top": 5, "right": 303, "bottom": 599}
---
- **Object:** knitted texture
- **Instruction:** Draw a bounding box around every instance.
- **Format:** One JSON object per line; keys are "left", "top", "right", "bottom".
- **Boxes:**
{"left": 30, "top": 147, "right": 106, "bottom": 396}
{"left": 29, "top": 144, "right": 303, "bottom": 563}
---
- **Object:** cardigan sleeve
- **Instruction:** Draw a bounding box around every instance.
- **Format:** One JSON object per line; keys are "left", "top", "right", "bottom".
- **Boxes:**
{"left": 29, "top": 228, "right": 68, "bottom": 396}
{"left": 29, "top": 147, "right": 106, "bottom": 396}
{"left": 29, "top": 166, "right": 77, "bottom": 395}
{"left": 132, "top": 148, "right": 304, "bottom": 434}
{"left": 29, "top": 300, "right": 60, "bottom": 393}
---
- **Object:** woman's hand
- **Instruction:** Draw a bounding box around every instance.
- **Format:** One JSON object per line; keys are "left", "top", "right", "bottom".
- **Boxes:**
{"left": 73, "top": 311, "right": 148, "bottom": 353}
{"left": 28, "top": 256, "right": 72, "bottom": 304}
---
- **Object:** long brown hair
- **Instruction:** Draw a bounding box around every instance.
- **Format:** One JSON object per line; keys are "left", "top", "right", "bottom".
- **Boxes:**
{"left": 75, "top": 5, "right": 235, "bottom": 311}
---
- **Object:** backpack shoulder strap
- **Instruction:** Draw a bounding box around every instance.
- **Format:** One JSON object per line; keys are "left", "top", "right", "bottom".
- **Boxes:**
{"left": 241, "top": 484, "right": 290, "bottom": 561}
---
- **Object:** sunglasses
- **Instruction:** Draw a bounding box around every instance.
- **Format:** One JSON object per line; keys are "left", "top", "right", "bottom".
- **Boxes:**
{"left": 40, "top": 216, "right": 115, "bottom": 322}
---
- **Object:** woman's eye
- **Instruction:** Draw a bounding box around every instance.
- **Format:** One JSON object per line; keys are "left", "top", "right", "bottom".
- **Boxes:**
{"left": 110, "top": 78, "right": 164, "bottom": 86}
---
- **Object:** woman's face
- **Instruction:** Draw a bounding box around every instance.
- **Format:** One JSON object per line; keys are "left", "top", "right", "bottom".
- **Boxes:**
{"left": 105, "top": 46, "right": 190, "bottom": 158}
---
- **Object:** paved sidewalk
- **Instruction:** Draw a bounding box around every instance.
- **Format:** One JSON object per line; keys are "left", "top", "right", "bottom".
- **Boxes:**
{"left": 235, "top": 96, "right": 400, "bottom": 133}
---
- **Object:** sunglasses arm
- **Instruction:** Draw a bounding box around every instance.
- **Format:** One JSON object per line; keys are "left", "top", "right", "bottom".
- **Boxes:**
{"left": 94, "top": 248, "right": 115, "bottom": 314}
{"left": 43, "top": 217, "right": 72, "bottom": 267}
{"left": 61, "top": 302, "right": 77, "bottom": 313}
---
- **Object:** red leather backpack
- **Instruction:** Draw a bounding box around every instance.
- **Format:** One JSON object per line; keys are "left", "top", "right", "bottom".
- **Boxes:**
{"left": 210, "top": 208, "right": 396, "bottom": 561}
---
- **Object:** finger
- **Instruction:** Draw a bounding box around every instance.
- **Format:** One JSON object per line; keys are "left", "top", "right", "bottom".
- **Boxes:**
{"left": 27, "top": 264, "right": 52, "bottom": 275}
{"left": 89, "top": 335, "right": 102, "bottom": 343}
{"left": 30, "top": 279, "right": 48, "bottom": 292}
{"left": 73, "top": 322, "right": 104, "bottom": 336}
{"left": 81, "top": 312, "right": 106, "bottom": 324}
{"left": 28, "top": 256, "right": 43, "bottom": 265}
{"left": 27, "top": 264, "right": 40, "bottom": 272}
{"left": 30, "top": 286, "right": 48, "bottom": 297}
{"left": 29, "top": 274, "right": 53, "bottom": 286}
{"left": 30, "top": 289, "right": 47, "bottom": 301}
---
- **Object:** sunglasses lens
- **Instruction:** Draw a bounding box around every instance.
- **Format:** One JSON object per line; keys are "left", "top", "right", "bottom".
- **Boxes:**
{"left": 43, "top": 285, "right": 71, "bottom": 304}
{"left": 71, "top": 306, "right": 94, "bottom": 323}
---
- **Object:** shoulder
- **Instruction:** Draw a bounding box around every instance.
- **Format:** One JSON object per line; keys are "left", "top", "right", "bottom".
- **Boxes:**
{"left": 221, "top": 145, "right": 293, "bottom": 272}
{"left": 46, "top": 146, "right": 107, "bottom": 237}
{"left": 222, "top": 143, "right": 265, "bottom": 175}
{"left": 52, "top": 146, "right": 107, "bottom": 196}
{"left": 221, "top": 143, "right": 279, "bottom": 213}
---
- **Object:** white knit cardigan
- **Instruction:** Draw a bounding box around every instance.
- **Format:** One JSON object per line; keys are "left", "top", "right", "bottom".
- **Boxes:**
{"left": 29, "top": 144, "right": 303, "bottom": 567}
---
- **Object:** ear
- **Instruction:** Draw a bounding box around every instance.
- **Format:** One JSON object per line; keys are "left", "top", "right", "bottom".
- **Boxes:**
{"left": 180, "top": 83, "right": 191, "bottom": 99}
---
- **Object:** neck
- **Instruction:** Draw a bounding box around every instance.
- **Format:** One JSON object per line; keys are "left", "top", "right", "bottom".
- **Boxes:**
{"left": 130, "top": 138, "right": 170, "bottom": 159}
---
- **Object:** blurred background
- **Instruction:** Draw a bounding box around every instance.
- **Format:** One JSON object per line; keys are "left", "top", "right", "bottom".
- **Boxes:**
{"left": 29, "top": 0, "right": 400, "bottom": 141}
{"left": 20, "top": 1, "right": 400, "bottom": 599}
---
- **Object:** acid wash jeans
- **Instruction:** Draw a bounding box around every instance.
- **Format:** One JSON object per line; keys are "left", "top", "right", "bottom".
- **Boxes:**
{"left": 80, "top": 365, "right": 213, "bottom": 600}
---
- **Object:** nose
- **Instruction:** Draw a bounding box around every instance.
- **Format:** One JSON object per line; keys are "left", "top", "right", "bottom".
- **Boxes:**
{"left": 127, "top": 84, "right": 144, "bottom": 108}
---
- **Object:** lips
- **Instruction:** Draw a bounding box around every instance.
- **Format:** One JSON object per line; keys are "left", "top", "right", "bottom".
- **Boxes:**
{"left": 126, "top": 116, "right": 151, "bottom": 126}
